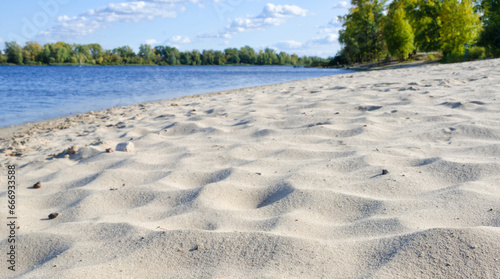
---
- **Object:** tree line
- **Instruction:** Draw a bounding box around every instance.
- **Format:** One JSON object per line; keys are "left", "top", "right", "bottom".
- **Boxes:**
{"left": 0, "top": 41, "right": 328, "bottom": 67}
{"left": 335, "top": 0, "right": 500, "bottom": 64}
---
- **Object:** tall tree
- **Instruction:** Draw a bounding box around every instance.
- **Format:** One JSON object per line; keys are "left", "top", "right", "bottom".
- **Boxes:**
{"left": 88, "top": 43, "right": 103, "bottom": 61}
{"left": 338, "top": 0, "right": 387, "bottom": 63}
{"left": 384, "top": 1, "right": 415, "bottom": 60}
{"left": 214, "top": 50, "right": 225, "bottom": 65}
{"left": 0, "top": 52, "right": 7, "bottom": 64}
{"left": 138, "top": 44, "right": 155, "bottom": 64}
{"left": 202, "top": 49, "right": 215, "bottom": 65}
{"left": 49, "top": 42, "right": 73, "bottom": 63}
{"left": 5, "top": 42, "right": 23, "bottom": 64}
{"left": 438, "top": 0, "right": 481, "bottom": 55}
{"left": 224, "top": 48, "right": 240, "bottom": 64}
{"left": 239, "top": 46, "right": 256, "bottom": 64}
{"left": 23, "top": 41, "right": 43, "bottom": 63}
{"left": 278, "top": 51, "right": 291, "bottom": 65}
{"left": 166, "top": 47, "right": 180, "bottom": 65}
{"left": 180, "top": 51, "right": 192, "bottom": 65}
{"left": 408, "top": 0, "right": 442, "bottom": 52}
{"left": 478, "top": 0, "right": 500, "bottom": 56}
{"left": 73, "top": 44, "right": 91, "bottom": 63}
{"left": 113, "top": 46, "right": 135, "bottom": 63}
{"left": 191, "top": 50, "right": 202, "bottom": 65}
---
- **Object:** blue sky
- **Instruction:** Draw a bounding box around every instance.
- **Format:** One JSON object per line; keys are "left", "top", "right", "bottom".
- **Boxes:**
{"left": 0, "top": 0, "right": 349, "bottom": 58}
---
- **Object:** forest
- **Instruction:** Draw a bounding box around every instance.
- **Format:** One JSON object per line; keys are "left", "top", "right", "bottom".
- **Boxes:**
{"left": 0, "top": 41, "right": 328, "bottom": 67}
{"left": 335, "top": 0, "right": 500, "bottom": 64}
{"left": 2, "top": 0, "right": 498, "bottom": 67}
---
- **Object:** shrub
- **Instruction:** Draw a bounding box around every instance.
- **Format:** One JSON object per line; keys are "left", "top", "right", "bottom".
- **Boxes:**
{"left": 465, "top": 46, "right": 485, "bottom": 61}
{"left": 441, "top": 52, "right": 463, "bottom": 63}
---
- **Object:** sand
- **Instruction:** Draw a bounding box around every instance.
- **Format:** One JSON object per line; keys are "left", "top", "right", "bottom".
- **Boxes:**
{"left": 1, "top": 59, "right": 499, "bottom": 278}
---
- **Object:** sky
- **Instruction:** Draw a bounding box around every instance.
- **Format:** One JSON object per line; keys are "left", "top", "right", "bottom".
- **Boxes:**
{"left": 0, "top": 0, "right": 350, "bottom": 58}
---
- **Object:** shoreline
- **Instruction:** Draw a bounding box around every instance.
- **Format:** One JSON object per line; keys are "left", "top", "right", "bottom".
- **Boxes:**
{"left": 1, "top": 58, "right": 499, "bottom": 278}
{"left": 0, "top": 65, "right": 348, "bottom": 129}
{"left": 0, "top": 68, "right": 355, "bottom": 133}
{"left": 0, "top": 73, "right": 350, "bottom": 158}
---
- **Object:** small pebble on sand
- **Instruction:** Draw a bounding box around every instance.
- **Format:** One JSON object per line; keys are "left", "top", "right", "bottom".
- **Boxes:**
{"left": 48, "top": 213, "right": 59, "bottom": 219}
{"left": 116, "top": 142, "right": 135, "bottom": 153}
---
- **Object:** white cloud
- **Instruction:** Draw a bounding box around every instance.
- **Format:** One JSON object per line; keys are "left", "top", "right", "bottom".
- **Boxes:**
{"left": 259, "top": 3, "right": 308, "bottom": 18}
{"left": 171, "top": 35, "right": 191, "bottom": 44}
{"left": 82, "top": 1, "right": 178, "bottom": 23}
{"left": 332, "top": 1, "right": 348, "bottom": 9}
{"left": 320, "top": 27, "right": 341, "bottom": 34}
{"left": 198, "top": 3, "right": 308, "bottom": 39}
{"left": 146, "top": 39, "right": 159, "bottom": 45}
{"left": 275, "top": 40, "right": 303, "bottom": 50}
{"left": 328, "top": 17, "right": 342, "bottom": 26}
{"left": 197, "top": 32, "right": 231, "bottom": 39}
{"left": 309, "top": 34, "right": 338, "bottom": 45}
{"left": 41, "top": 0, "right": 187, "bottom": 40}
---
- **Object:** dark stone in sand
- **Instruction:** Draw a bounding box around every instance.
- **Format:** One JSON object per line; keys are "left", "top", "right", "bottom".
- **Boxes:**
{"left": 382, "top": 169, "right": 389, "bottom": 175}
{"left": 106, "top": 148, "right": 114, "bottom": 153}
{"left": 48, "top": 213, "right": 59, "bottom": 219}
{"left": 33, "top": 182, "right": 42, "bottom": 189}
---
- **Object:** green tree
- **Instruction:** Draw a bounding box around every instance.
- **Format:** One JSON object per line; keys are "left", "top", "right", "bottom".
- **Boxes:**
{"left": 88, "top": 43, "right": 103, "bottom": 61}
{"left": 202, "top": 49, "right": 215, "bottom": 65}
{"left": 166, "top": 47, "right": 180, "bottom": 65}
{"left": 113, "top": 46, "right": 135, "bottom": 63}
{"left": 154, "top": 46, "right": 168, "bottom": 64}
{"left": 5, "top": 42, "right": 23, "bottom": 64}
{"left": 191, "top": 50, "right": 202, "bottom": 65}
{"left": 256, "top": 50, "right": 266, "bottom": 65}
{"left": 384, "top": 1, "right": 415, "bottom": 60}
{"left": 338, "top": 0, "right": 387, "bottom": 63}
{"left": 214, "top": 50, "right": 225, "bottom": 65}
{"left": 239, "top": 46, "right": 256, "bottom": 64}
{"left": 224, "top": 48, "right": 240, "bottom": 64}
{"left": 478, "top": 0, "right": 500, "bottom": 56}
{"left": 439, "top": 0, "right": 481, "bottom": 55}
{"left": 73, "top": 44, "right": 91, "bottom": 64}
{"left": 278, "top": 51, "right": 291, "bottom": 65}
{"left": 43, "top": 42, "right": 73, "bottom": 64}
{"left": 409, "top": 0, "right": 442, "bottom": 52}
{"left": 23, "top": 41, "right": 44, "bottom": 63}
{"left": 138, "top": 44, "right": 155, "bottom": 64}
{"left": 0, "top": 52, "right": 7, "bottom": 64}
{"left": 180, "top": 51, "right": 192, "bottom": 65}
{"left": 42, "top": 43, "right": 52, "bottom": 64}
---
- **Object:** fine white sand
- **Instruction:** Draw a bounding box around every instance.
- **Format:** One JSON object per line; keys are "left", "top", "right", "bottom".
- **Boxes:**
{"left": 1, "top": 59, "right": 500, "bottom": 278}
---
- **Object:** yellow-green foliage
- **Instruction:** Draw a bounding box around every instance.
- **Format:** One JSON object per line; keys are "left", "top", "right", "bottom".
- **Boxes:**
{"left": 409, "top": 0, "right": 442, "bottom": 52}
{"left": 338, "top": 0, "right": 387, "bottom": 63}
{"left": 384, "top": 2, "right": 414, "bottom": 61}
{"left": 438, "top": 0, "right": 481, "bottom": 55}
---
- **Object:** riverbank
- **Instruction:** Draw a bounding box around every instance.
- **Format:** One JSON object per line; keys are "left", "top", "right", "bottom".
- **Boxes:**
{"left": 0, "top": 66, "right": 346, "bottom": 128}
{"left": 1, "top": 59, "right": 499, "bottom": 278}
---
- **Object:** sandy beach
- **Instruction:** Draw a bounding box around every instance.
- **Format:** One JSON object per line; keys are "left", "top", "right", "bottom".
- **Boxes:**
{"left": 1, "top": 59, "right": 500, "bottom": 278}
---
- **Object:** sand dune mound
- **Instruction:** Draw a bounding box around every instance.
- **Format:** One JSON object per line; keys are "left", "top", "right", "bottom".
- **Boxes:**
{"left": 1, "top": 59, "right": 500, "bottom": 278}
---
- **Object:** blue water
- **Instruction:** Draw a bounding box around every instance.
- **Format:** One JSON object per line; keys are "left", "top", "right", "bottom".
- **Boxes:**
{"left": 0, "top": 66, "right": 351, "bottom": 127}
